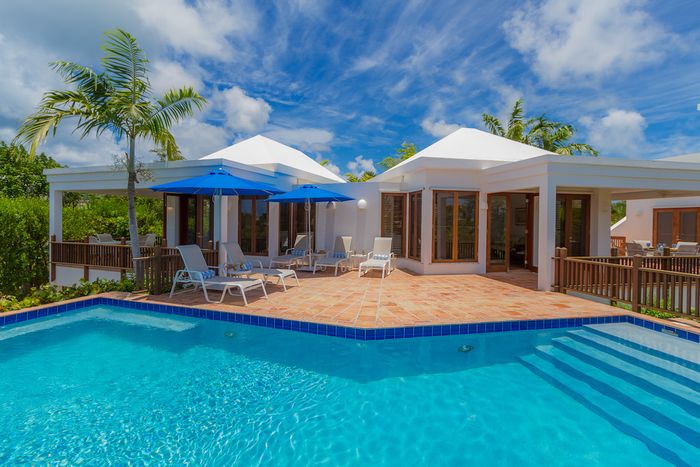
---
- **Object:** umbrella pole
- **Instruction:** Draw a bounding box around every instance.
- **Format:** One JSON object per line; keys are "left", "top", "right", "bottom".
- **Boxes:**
{"left": 299, "top": 198, "right": 314, "bottom": 272}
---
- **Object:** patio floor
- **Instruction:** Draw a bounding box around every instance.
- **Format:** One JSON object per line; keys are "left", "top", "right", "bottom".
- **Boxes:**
{"left": 135, "top": 268, "right": 628, "bottom": 328}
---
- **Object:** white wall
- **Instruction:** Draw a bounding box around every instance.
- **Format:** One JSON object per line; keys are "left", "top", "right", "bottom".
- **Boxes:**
{"left": 54, "top": 266, "right": 122, "bottom": 287}
{"left": 611, "top": 196, "right": 700, "bottom": 242}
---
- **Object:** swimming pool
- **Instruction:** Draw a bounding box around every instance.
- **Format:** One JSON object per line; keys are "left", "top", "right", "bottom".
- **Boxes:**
{"left": 0, "top": 303, "right": 698, "bottom": 465}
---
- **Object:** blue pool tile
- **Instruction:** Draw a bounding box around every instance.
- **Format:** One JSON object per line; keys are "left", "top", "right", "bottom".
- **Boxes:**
{"left": 5, "top": 314, "right": 16, "bottom": 324}
{"left": 688, "top": 332, "right": 699, "bottom": 343}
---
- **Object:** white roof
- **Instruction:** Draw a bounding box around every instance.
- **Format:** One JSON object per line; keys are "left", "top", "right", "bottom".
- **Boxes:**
{"left": 658, "top": 152, "right": 700, "bottom": 163}
{"left": 200, "top": 134, "right": 345, "bottom": 183}
{"left": 374, "top": 127, "right": 555, "bottom": 180}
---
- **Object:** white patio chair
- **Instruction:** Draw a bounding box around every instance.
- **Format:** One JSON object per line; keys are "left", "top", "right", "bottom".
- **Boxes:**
{"left": 359, "top": 237, "right": 395, "bottom": 278}
{"left": 625, "top": 242, "right": 647, "bottom": 257}
{"left": 633, "top": 239, "right": 653, "bottom": 249}
{"left": 139, "top": 233, "right": 156, "bottom": 247}
{"left": 222, "top": 242, "right": 299, "bottom": 291}
{"left": 96, "top": 233, "right": 117, "bottom": 243}
{"left": 170, "top": 244, "right": 267, "bottom": 305}
{"left": 673, "top": 242, "right": 699, "bottom": 256}
{"left": 269, "top": 234, "right": 310, "bottom": 268}
{"left": 313, "top": 236, "right": 352, "bottom": 275}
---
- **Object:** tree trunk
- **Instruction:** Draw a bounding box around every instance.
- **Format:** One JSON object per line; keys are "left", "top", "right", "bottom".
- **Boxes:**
{"left": 126, "top": 136, "right": 141, "bottom": 275}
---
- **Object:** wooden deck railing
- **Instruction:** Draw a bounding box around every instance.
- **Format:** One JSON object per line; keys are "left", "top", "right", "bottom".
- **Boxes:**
{"left": 553, "top": 247, "right": 700, "bottom": 316}
{"left": 49, "top": 236, "right": 214, "bottom": 282}
{"left": 133, "top": 246, "right": 219, "bottom": 294}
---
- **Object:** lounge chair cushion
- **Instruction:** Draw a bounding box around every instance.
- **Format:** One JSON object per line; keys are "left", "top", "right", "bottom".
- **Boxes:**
{"left": 332, "top": 252, "right": 346, "bottom": 259}
{"left": 292, "top": 248, "right": 305, "bottom": 256}
{"left": 373, "top": 254, "right": 390, "bottom": 261}
{"left": 200, "top": 269, "right": 215, "bottom": 280}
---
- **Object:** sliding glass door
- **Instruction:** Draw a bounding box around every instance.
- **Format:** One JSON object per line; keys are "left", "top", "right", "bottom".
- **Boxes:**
{"left": 433, "top": 191, "right": 477, "bottom": 262}
{"left": 381, "top": 193, "right": 406, "bottom": 256}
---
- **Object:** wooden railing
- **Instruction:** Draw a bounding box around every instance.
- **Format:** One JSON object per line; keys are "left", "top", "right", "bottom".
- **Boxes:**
{"left": 553, "top": 247, "right": 700, "bottom": 316}
{"left": 133, "top": 246, "right": 219, "bottom": 294}
{"left": 49, "top": 236, "right": 214, "bottom": 282}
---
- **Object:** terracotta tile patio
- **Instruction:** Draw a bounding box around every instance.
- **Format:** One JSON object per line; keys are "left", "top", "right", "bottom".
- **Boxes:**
{"left": 135, "top": 268, "right": 630, "bottom": 328}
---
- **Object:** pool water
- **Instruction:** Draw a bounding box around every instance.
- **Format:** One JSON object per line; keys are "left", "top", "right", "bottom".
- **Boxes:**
{"left": 0, "top": 305, "right": 698, "bottom": 465}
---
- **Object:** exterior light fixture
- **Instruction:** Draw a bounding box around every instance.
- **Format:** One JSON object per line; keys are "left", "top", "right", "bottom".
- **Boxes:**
{"left": 357, "top": 199, "right": 368, "bottom": 210}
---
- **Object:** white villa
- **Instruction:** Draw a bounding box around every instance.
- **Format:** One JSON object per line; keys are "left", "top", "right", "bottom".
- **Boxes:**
{"left": 46, "top": 128, "right": 700, "bottom": 291}
{"left": 612, "top": 152, "right": 700, "bottom": 247}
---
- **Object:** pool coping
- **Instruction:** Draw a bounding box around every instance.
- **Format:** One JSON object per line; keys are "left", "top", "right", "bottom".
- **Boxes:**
{"left": 1, "top": 295, "right": 699, "bottom": 344}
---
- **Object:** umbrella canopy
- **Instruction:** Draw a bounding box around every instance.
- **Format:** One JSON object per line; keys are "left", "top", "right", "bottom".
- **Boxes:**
{"left": 266, "top": 185, "right": 353, "bottom": 203}
{"left": 150, "top": 167, "right": 282, "bottom": 196}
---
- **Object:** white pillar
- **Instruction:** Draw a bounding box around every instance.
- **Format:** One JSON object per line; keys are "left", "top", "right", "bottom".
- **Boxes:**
{"left": 213, "top": 195, "right": 228, "bottom": 264}
{"left": 49, "top": 189, "right": 63, "bottom": 241}
{"left": 537, "top": 179, "right": 557, "bottom": 290}
{"left": 165, "top": 196, "right": 179, "bottom": 246}
{"left": 229, "top": 196, "right": 239, "bottom": 244}
{"left": 590, "top": 189, "right": 612, "bottom": 256}
{"left": 421, "top": 188, "right": 433, "bottom": 267}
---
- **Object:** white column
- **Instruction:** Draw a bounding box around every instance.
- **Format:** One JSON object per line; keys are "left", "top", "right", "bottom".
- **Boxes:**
{"left": 49, "top": 189, "right": 63, "bottom": 241}
{"left": 537, "top": 179, "right": 557, "bottom": 290}
{"left": 229, "top": 196, "right": 239, "bottom": 244}
{"left": 165, "top": 196, "right": 179, "bottom": 246}
{"left": 213, "top": 195, "right": 228, "bottom": 264}
{"left": 590, "top": 189, "right": 612, "bottom": 256}
{"left": 268, "top": 202, "right": 279, "bottom": 257}
{"left": 421, "top": 188, "right": 433, "bottom": 267}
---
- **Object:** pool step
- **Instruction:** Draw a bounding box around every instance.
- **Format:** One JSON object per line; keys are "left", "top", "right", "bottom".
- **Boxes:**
{"left": 533, "top": 345, "right": 700, "bottom": 448}
{"left": 566, "top": 329, "right": 700, "bottom": 388}
{"left": 585, "top": 323, "right": 700, "bottom": 366}
{"left": 552, "top": 336, "right": 700, "bottom": 417}
{"left": 520, "top": 353, "right": 700, "bottom": 467}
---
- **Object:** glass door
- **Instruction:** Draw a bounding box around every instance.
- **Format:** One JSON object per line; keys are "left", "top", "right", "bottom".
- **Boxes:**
{"left": 487, "top": 194, "right": 508, "bottom": 271}
{"left": 381, "top": 193, "right": 406, "bottom": 256}
{"left": 555, "top": 194, "right": 590, "bottom": 256}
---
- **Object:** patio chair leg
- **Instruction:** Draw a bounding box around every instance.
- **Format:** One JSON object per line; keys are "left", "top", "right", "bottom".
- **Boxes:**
{"left": 240, "top": 286, "right": 248, "bottom": 306}
{"left": 261, "top": 282, "right": 268, "bottom": 299}
{"left": 169, "top": 271, "right": 181, "bottom": 297}
{"left": 279, "top": 276, "right": 287, "bottom": 291}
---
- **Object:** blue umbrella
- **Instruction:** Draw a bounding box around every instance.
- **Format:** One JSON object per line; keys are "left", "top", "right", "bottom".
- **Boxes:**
{"left": 267, "top": 185, "right": 354, "bottom": 270}
{"left": 150, "top": 167, "right": 282, "bottom": 196}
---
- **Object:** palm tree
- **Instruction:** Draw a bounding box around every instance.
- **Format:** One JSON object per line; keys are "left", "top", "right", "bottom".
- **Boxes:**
{"left": 345, "top": 170, "right": 376, "bottom": 182}
{"left": 15, "top": 29, "right": 206, "bottom": 263}
{"left": 481, "top": 99, "right": 597, "bottom": 156}
{"left": 377, "top": 141, "right": 418, "bottom": 170}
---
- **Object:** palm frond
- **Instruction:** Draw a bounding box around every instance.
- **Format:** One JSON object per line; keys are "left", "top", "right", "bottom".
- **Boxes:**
{"left": 101, "top": 28, "right": 150, "bottom": 97}
{"left": 556, "top": 143, "right": 599, "bottom": 157}
{"left": 508, "top": 98, "right": 525, "bottom": 131}
{"left": 149, "top": 87, "right": 207, "bottom": 131}
{"left": 481, "top": 113, "right": 505, "bottom": 136}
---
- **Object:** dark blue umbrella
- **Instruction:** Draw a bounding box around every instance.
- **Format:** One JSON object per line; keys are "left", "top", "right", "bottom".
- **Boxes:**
{"left": 267, "top": 185, "right": 353, "bottom": 270}
{"left": 150, "top": 167, "right": 282, "bottom": 196}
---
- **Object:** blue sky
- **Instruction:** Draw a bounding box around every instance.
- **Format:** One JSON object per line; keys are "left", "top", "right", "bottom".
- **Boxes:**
{"left": 0, "top": 0, "right": 699, "bottom": 176}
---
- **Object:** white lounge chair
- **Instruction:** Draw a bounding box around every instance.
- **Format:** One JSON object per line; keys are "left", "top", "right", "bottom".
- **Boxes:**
{"left": 269, "top": 234, "right": 310, "bottom": 268}
{"left": 96, "top": 233, "right": 118, "bottom": 244}
{"left": 222, "top": 242, "right": 300, "bottom": 291}
{"left": 359, "top": 237, "right": 394, "bottom": 278}
{"left": 139, "top": 233, "right": 156, "bottom": 247}
{"left": 313, "top": 236, "right": 352, "bottom": 275}
{"left": 673, "top": 242, "right": 699, "bottom": 256}
{"left": 170, "top": 244, "right": 267, "bottom": 305}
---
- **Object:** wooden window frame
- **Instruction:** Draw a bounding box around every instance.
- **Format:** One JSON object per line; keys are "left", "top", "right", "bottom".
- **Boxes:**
{"left": 432, "top": 190, "right": 479, "bottom": 263}
{"left": 238, "top": 195, "right": 269, "bottom": 256}
{"left": 653, "top": 207, "right": 700, "bottom": 245}
{"left": 407, "top": 190, "right": 422, "bottom": 260}
{"left": 279, "top": 203, "right": 316, "bottom": 253}
{"left": 380, "top": 192, "right": 407, "bottom": 257}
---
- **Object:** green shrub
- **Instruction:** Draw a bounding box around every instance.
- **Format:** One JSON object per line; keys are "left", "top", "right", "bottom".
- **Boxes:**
{"left": 0, "top": 197, "right": 50, "bottom": 296}
{"left": 63, "top": 195, "right": 162, "bottom": 240}
{"left": 0, "top": 277, "right": 136, "bottom": 313}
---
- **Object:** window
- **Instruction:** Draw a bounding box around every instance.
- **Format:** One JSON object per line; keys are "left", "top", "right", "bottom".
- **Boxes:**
{"left": 408, "top": 191, "right": 422, "bottom": 260}
{"left": 239, "top": 196, "right": 268, "bottom": 255}
{"left": 654, "top": 208, "right": 700, "bottom": 245}
{"left": 380, "top": 193, "right": 406, "bottom": 256}
{"left": 176, "top": 194, "right": 214, "bottom": 247}
{"left": 278, "top": 203, "right": 315, "bottom": 253}
{"left": 433, "top": 191, "right": 477, "bottom": 262}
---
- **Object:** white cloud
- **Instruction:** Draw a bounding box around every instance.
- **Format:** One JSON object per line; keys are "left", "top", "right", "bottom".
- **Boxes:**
{"left": 171, "top": 119, "right": 230, "bottom": 159}
{"left": 264, "top": 127, "right": 334, "bottom": 152}
{"left": 42, "top": 128, "right": 126, "bottom": 166}
{"left": 130, "top": 0, "right": 257, "bottom": 59}
{"left": 217, "top": 86, "right": 271, "bottom": 133}
{"left": 346, "top": 155, "right": 376, "bottom": 177}
{"left": 421, "top": 118, "right": 460, "bottom": 138}
{"left": 505, "top": 0, "right": 672, "bottom": 84}
{"left": 0, "top": 127, "right": 14, "bottom": 142}
{"left": 150, "top": 60, "right": 204, "bottom": 96}
{"left": 581, "top": 109, "right": 647, "bottom": 157}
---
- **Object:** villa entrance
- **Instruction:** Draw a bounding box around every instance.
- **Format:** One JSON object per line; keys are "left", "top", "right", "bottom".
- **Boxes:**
{"left": 487, "top": 193, "right": 533, "bottom": 272}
